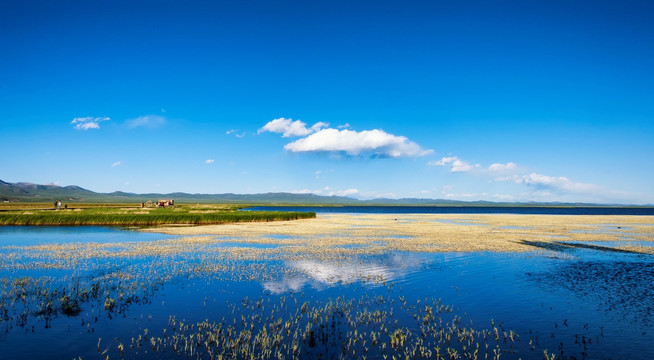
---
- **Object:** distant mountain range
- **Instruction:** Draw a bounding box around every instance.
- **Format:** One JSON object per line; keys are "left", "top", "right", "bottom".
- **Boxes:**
{"left": 0, "top": 180, "right": 649, "bottom": 207}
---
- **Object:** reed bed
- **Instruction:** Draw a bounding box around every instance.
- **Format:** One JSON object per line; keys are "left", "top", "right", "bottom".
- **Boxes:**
{"left": 0, "top": 205, "right": 315, "bottom": 226}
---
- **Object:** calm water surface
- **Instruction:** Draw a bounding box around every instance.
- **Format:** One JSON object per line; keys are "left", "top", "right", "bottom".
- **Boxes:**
{"left": 0, "top": 225, "right": 652, "bottom": 359}
{"left": 0, "top": 226, "right": 175, "bottom": 246}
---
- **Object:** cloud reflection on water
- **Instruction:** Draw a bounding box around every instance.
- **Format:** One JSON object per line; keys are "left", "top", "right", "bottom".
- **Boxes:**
{"left": 263, "top": 253, "right": 430, "bottom": 294}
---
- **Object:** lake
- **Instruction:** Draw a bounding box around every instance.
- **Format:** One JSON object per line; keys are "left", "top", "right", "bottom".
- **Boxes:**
{"left": 0, "top": 213, "right": 653, "bottom": 359}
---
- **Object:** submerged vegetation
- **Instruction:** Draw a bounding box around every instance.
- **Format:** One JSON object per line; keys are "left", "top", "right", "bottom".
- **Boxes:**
{"left": 0, "top": 204, "right": 315, "bottom": 226}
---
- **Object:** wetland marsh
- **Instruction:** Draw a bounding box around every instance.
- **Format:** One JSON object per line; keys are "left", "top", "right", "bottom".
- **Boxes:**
{"left": 1, "top": 213, "right": 653, "bottom": 359}
{"left": 0, "top": 204, "right": 315, "bottom": 226}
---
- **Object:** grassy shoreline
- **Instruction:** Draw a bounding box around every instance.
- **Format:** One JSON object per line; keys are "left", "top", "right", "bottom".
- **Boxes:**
{"left": 0, "top": 204, "right": 315, "bottom": 226}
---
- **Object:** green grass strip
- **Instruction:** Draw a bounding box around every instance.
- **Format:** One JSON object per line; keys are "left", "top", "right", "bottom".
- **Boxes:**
{"left": 0, "top": 209, "right": 315, "bottom": 226}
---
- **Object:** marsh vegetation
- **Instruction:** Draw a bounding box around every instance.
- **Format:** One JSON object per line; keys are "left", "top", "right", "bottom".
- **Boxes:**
{"left": 0, "top": 203, "right": 315, "bottom": 226}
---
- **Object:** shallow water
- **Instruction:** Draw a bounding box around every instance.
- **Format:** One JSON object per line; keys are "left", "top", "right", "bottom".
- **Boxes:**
{"left": 0, "top": 226, "right": 175, "bottom": 246}
{"left": 0, "top": 224, "right": 653, "bottom": 359}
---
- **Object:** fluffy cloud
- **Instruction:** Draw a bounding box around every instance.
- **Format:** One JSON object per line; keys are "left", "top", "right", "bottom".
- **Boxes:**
{"left": 258, "top": 118, "right": 317, "bottom": 137}
{"left": 126, "top": 115, "right": 166, "bottom": 129}
{"left": 260, "top": 118, "right": 430, "bottom": 158}
{"left": 428, "top": 156, "right": 479, "bottom": 172}
{"left": 71, "top": 116, "right": 110, "bottom": 130}
{"left": 285, "top": 128, "right": 431, "bottom": 158}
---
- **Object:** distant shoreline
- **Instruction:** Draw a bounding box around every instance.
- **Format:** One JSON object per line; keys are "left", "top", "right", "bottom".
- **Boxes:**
{"left": 242, "top": 205, "right": 654, "bottom": 216}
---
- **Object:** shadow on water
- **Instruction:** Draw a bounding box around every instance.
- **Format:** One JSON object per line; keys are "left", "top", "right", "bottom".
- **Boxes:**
{"left": 516, "top": 239, "right": 648, "bottom": 255}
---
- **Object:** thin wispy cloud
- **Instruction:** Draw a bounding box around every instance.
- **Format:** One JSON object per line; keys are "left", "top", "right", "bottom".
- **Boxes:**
{"left": 314, "top": 169, "right": 333, "bottom": 180}
{"left": 71, "top": 116, "right": 110, "bottom": 130}
{"left": 429, "top": 154, "right": 615, "bottom": 201}
{"left": 292, "top": 186, "right": 359, "bottom": 197}
{"left": 205, "top": 159, "right": 215, "bottom": 164}
{"left": 111, "top": 161, "right": 122, "bottom": 167}
{"left": 487, "top": 162, "right": 517, "bottom": 172}
{"left": 126, "top": 115, "right": 166, "bottom": 129}
{"left": 226, "top": 129, "right": 246, "bottom": 138}
{"left": 495, "top": 173, "right": 598, "bottom": 193}
{"left": 492, "top": 194, "right": 515, "bottom": 201}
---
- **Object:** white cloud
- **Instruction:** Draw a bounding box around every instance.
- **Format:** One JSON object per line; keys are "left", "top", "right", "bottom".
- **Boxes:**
{"left": 310, "top": 122, "right": 329, "bottom": 132}
{"left": 443, "top": 192, "right": 482, "bottom": 199}
{"left": 339, "top": 188, "right": 360, "bottom": 196}
{"left": 370, "top": 191, "right": 399, "bottom": 198}
{"left": 428, "top": 156, "right": 479, "bottom": 172}
{"left": 314, "top": 169, "right": 334, "bottom": 179}
{"left": 260, "top": 118, "right": 431, "bottom": 158}
{"left": 451, "top": 159, "right": 479, "bottom": 172}
{"left": 71, "top": 116, "right": 110, "bottom": 130}
{"left": 126, "top": 115, "right": 166, "bottom": 129}
{"left": 488, "top": 162, "right": 517, "bottom": 172}
{"left": 258, "top": 117, "right": 313, "bottom": 137}
{"left": 501, "top": 173, "right": 598, "bottom": 192}
{"left": 285, "top": 128, "right": 431, "bottom": 158}
{"left": 291, "top": 186, "right": 359, "bottom": 197}
{"left": 111, "top": 161, "right": 122, "bottom": 167}
{"left": 492, "top": 194, "right": 515, "bottom": 201}
{"left": 429, "top": 156, "right": 458, "bottom": 166}
{"left": 205, "top": 159, "right": 215, "bottom": 164}
{"left": 227, "top": 129, "right": 247, "bottom": 138}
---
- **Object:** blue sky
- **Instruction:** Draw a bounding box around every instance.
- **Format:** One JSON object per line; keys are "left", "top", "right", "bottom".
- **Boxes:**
{"left": 1, "top": 0, "right": 653, "bottom": 204}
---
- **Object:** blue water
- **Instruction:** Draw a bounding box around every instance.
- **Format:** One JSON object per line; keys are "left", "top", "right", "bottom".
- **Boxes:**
{"left": 0, "top": 226, "right": 175, "bottom": 246}
{"left": 243, "top": 205, "right": 654, "bottom": 215}
{"left": 1, "top": 225, "right": 653, "bottom": 359}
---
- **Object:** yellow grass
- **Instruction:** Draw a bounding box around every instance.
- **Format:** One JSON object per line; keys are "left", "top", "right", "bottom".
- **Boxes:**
{"left": 144, "top": 214, "right": 654, "bottom": 254}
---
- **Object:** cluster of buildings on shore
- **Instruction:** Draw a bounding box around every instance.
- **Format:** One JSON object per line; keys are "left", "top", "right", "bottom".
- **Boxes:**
{"left": 50, "top": 199, "right": 175, "bottom": 209}
{"left": 142, "top": 199, "right": 175, "bottom": 208}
